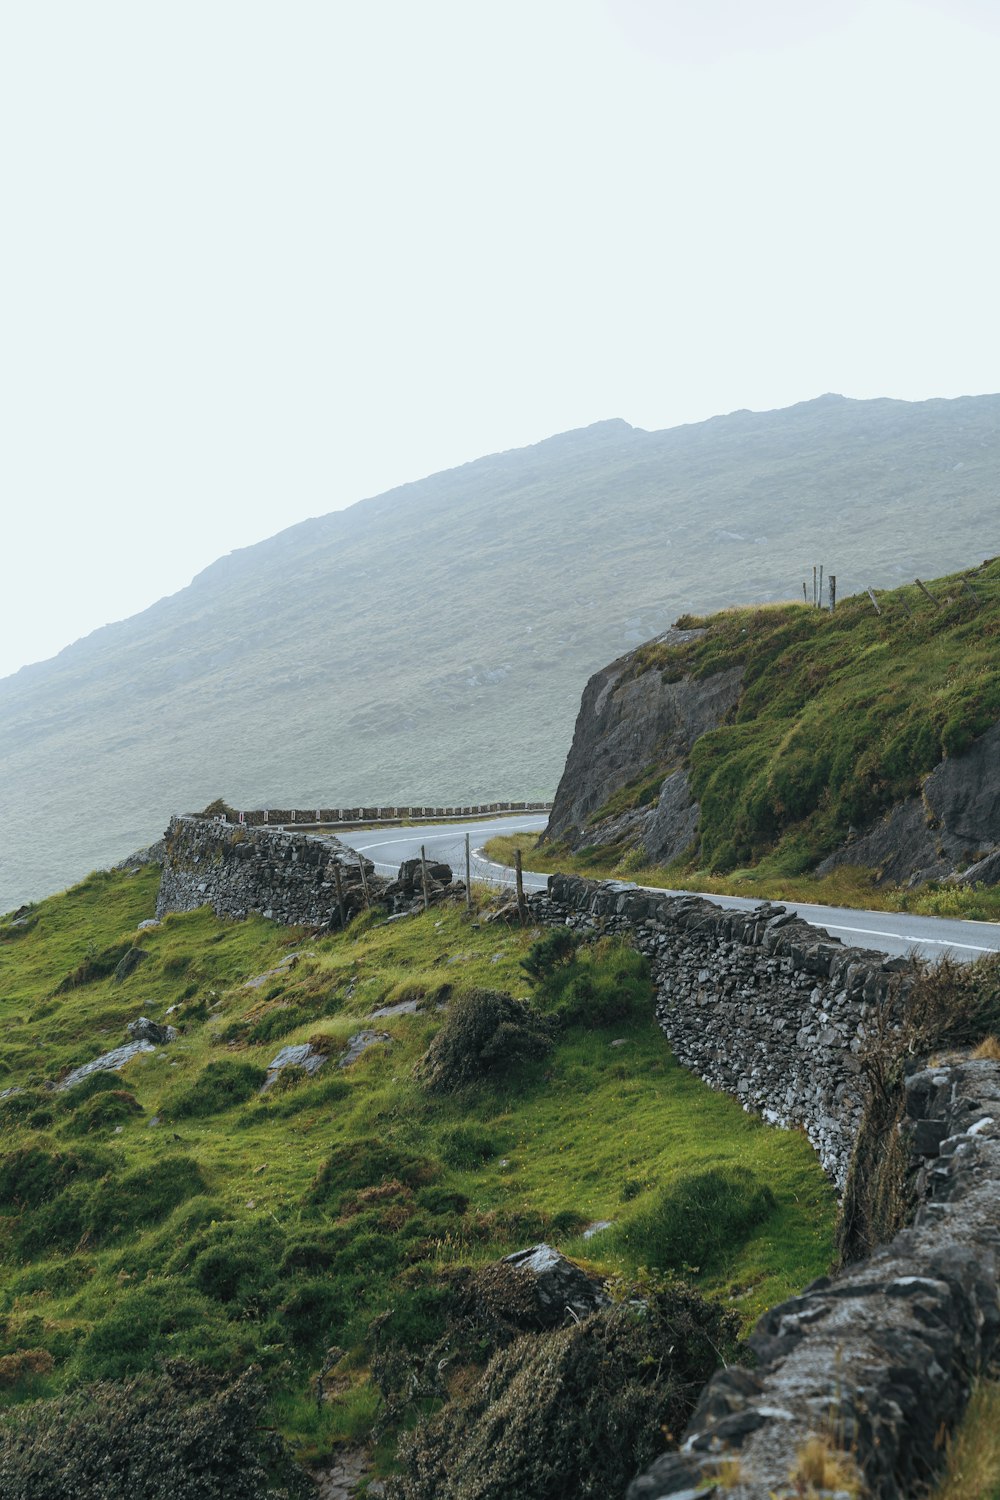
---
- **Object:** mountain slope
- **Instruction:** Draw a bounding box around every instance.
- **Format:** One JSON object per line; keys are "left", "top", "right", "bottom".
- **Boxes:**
{"left": 3, "top": 393, "right": 1000, "bottom": 911}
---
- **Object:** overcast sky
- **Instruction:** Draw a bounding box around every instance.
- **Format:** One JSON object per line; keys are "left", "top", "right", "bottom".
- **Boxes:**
{"left": 2, "top": 0, "right": 998, "bottom": 680}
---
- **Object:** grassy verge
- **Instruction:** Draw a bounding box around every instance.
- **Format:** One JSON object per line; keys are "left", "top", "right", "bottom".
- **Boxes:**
{"left": 483, "top": 832, "right": 1000, "bottom": 922}
{"left": 0, "top": 866, "right": 835, "bottom": 1476}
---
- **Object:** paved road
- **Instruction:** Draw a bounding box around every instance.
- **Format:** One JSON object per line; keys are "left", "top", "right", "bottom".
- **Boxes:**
{"left": 337, "top": 817, "right": 1000, "bottom": 965}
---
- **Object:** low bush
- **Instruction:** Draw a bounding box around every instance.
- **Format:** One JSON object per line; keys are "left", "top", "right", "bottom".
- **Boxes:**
{"left": 54, "top": 942, "right": 134, "bottom": 993}
{"left": 169, "top": 1060, "right": 268, "bottom": 1117}
{"left": 61, "top": 1090, "right": 143, "bottom": 1135}
{"left": 0, "top": 1146, "right": 109, "bottom": 1214}
{"left": 0, "top": 1360, "right": 310, "bottom": 1499}
{"left": 529, "top": 938, "right": 652, "bottom": 1029}
{"left": 416, "top": 989, "right": 551, "bottom": 1094}
{"left": 309, "top": 1139, "right": 439, "bottom": 1206}
{"left": 57, "top": 1070, "right": 127, "bottom": 1106}
{"left": 387, "top": 1279, "right": 741, "bottom": 1500}
{"left": 75, "top": 1286, "right": 229, "bottom": 1382}
{"left": 438, "top": 1125, "right": 499, "bottom": 1170}
{"left": 610, "top": 1167, "right": 776, "bottom": 1274}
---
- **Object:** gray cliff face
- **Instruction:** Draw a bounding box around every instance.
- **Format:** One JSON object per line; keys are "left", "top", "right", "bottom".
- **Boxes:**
{"left": 544, "top": 627, "right": 741, "bottom": 860}
{"left": 818, "top": 719, "right": 1000, "bottom": 886}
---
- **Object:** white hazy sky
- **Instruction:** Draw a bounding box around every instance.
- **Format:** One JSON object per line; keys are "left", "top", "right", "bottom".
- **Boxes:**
{"left": 2, "top": 0, "right": 998, "bottom": 680}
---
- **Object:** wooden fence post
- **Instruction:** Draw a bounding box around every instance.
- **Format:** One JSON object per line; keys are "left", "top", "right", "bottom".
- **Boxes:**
{"left": 829, "top": 575, "right": 836, "bottom": 612}
{"left": 333, "top": 862, "right": 346, "bottom": 929}
{"left": 514, "top": 848, "right": 526, "bottom": 924}
{"left": 465, "top": 832, "right": 472, "bottom": 912}
{"left": 420, "top": 845, "right": 430, "bottom": 911}
{"left": 914, "top": 578, "right": 940, "bottom": 608}
{"left": 358, "top": 856, "right": 371, "bottom": 910}
{"left": 866, "top": 588, "right": 882, "bottom": 616}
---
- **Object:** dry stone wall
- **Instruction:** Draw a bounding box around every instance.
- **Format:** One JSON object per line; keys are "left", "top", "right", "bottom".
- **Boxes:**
{"left": 626, "top": 1056, "right": 1000, "bottom": 1500}
{"left": 535, "top": 874, "right": 915, "bottom": 1188}
{"left": 156, "top": 816, "right": 375, "bottom": 928}
{"left": 531, "top": 875, "right": 1000, "bottom": 1498}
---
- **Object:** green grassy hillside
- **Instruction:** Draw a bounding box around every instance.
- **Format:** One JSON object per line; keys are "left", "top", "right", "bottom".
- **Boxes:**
{"left": 3, "top": 392, "right": 1000, "bottom": 914}
{"left": 499, "top": 559, "right": 1000, "bottom": 915}
{"left": 0, "top": 869, "right": 834, "bottom": 1488}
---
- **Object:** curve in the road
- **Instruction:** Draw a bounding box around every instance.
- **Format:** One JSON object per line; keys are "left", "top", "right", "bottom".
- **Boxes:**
{"left": 337, "top": 817, "right": 1000, "bottom": 965}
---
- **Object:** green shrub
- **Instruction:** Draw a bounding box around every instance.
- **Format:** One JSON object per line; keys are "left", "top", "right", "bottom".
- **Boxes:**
{"left": 530, "top": 939, "right": 651, "bottom": 1029}
{"left": 86, "top": 1156, "right": 207, "bottom": 1242}
{"left": 169, "top": 1061, "right": 268, "bottom": 1118}
{"left": 54, "top": 942, "right": 134, "bottom": 993}
{"left": 0, "top": 1359, "right": 310, "bottom": 1499}
{"left": 309, "top": 1139, "right": 439, "bottom": 1206}
{"left": 0, "top": 1146, "right": 109, "bottom": 1214}
{"left": 387, "top": 1279, "right": 741, "bottom": 1500}
{"left": 438, "top": 1125, "right": 499, "bottom": 1170}
{"left": 278, "top": 1278, "right": 353, "bottom": 1350}
{"left": 610, "top": 1167, "right": 776, "bottom": 1274}
{"left": 62, "top": 1090, "right": 143, "bottom": 1135}
{"left": 245, "top": 1006, "right": 312, "bottom": 1046}
{"left": 75, "top": 1287, "right": 229, "bottom": 1382}
{"left": 416, "top": 990, "right": 552, "bottom": 1094}
{"left": 520, "top": 927, "right": 577, "bottom": 982}
{"left": 417, "top": 1186, "right": 470, "bottom": 1216}
{"left": 57, "top": 1070, "right": 127, "bottom": 1106}
{"left": 0, "top": 1090, "right": 51, "bottom": 1128}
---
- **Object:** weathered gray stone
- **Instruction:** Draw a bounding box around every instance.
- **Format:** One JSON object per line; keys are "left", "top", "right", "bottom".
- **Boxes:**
{"left": 261, "top": 1042, "right": 327, "bottom": 1090}
{"left": 502, "top": 1243, "right": 610, "bottom": 1324}
{"left": 59, "top": 1041, "right": 156, "bottom": 1091}
{"left": 544, "top": 634, "right": 741, "bottom": 850}
{"left": 127, "top": 1017, "right": 178, "bottom": 1045}
{"left": 338, "top": 1031, "right": 391, "bottom": 1068}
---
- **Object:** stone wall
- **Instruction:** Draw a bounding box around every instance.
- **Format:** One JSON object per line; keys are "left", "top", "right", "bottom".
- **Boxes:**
{"left": 156, "top": 816, "right": 375, "bottom": 928}
{"left": 535, "top": 874, "right": 915, "bottom": 1188}
{"left": 626, "top": 1055, "right": 1000, "bottom": 1500}
{"left": 530, "top": 875, "right": 1000, "bottom": 1497}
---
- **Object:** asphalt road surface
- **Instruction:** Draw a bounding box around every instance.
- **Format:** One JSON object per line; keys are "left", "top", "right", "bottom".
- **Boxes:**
{"left": 337, "top": 816, "right": 1000, "bottom": 965}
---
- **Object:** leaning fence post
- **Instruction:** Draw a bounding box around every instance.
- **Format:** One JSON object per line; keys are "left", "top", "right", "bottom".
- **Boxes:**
{"left": 914, "top": 578, "right": 941, "bottom": 608}
{"left": 866, "top": 588, "right": 882, "bottom": 616}
{"left": 829, "top": 575, "right": 836, "bottom": 612}
{"left": 357, "top": 856, "right": 371, "bottom": 910}
{"left": 333, "top": 862, "right": 346, "bottom": 928}
{"left": 420, "top": 845, "right": 430, "bottom": 912}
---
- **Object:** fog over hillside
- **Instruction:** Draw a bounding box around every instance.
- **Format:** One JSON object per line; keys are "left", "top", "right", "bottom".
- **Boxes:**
{"left": 2, "top": 391, "right": 998, "bottom": 914}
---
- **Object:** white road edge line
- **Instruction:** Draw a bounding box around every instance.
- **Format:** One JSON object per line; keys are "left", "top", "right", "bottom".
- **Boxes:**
{"left": 347, "top": 832, "right": 1000, "bottom": 955}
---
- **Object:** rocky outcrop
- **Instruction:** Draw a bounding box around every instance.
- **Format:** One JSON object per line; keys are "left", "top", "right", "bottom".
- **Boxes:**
{"left": 544, "top": 628, "right": 742, "bottom": 858}
{"left": 501, "top": 1243, "right": 610, "bottom": 1326}
{"left": 626, "top": 1057, "right": 1000, "bottom": 1500}
{"left": 817, "top": 719, "right": 1000, "bottom": 886}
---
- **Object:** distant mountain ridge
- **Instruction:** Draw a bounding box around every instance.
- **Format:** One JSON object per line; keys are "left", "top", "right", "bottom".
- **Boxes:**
{"left": 2, "top": 392, "right": 999, "bottom": 912}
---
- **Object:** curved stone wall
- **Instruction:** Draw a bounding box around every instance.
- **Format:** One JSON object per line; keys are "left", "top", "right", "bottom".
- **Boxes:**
{"left": 529, "top": 875, "right": 1000, "bottom": 1499}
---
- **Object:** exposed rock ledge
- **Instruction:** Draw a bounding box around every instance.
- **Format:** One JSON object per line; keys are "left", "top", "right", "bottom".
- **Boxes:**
{"left": 544, "top": 628, "right": 742, "bottom": 864}
{"left": 818, "top": 719, "right": 1000, "bottom": 886}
